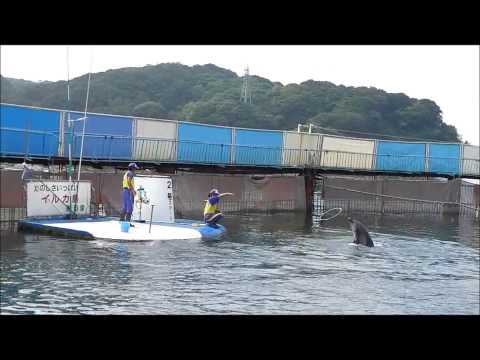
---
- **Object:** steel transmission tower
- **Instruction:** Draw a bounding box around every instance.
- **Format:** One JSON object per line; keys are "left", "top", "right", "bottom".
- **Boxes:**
{"left": 240, "top": 66, "right": 252, "bottom": 104}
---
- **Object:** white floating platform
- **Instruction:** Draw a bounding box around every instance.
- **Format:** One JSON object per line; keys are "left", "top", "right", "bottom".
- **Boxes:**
{"left": 18, "top": 217, "right": 225, "bottom": 241}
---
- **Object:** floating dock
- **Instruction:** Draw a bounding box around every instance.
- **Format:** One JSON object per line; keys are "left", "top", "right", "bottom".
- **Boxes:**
{"left": 18, "top": 216, "right": 225, "bottom": 241}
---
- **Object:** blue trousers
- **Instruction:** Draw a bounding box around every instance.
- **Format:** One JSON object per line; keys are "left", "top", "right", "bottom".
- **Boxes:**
{"left": 121, "top": 189, "right": 134, "bottom": 220}
{"left": 204, "top": 212, "right": 224, "bottom": 224}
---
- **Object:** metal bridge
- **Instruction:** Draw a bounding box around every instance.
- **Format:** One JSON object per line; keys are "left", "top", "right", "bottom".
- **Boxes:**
{"left": 1, "top": 103, "right": 479, "bottom": 179}
{"left": 1, "top": 134, "right": 478, "bottom": 179}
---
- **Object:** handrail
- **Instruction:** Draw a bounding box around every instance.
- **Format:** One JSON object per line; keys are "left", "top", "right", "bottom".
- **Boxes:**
{"left": 0, "top": 127, "right": 59, "bottom": 156}
{"left": 2, "top": 126, "right": 478, "bottom": 161}
{"left": 70, "top": 133, "right": 132, "bottom": 139}
{"left": 1, "top": 127, "right": 60, "bottom": 135}
{"left": 1, "top": 126, "right": 479, "bottom": 177}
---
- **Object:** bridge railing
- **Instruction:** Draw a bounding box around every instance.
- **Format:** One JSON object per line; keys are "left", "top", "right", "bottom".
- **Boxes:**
{"left": 0, "top": 127, "right": 59, "bottom": 157}
{"left": 461, "top": 157, "right": 480, "bottom": 177}
{"left": 70, "top": 133, "right": 133, "bottom": 160}
{"left": 1, "top": 128, "right": 479, "bottom": 177}
{"left": 134, "top": 137, "right": 177, "bottom": 161}
{"left": 131, "top": 138, "right": 478, "bottom": 176}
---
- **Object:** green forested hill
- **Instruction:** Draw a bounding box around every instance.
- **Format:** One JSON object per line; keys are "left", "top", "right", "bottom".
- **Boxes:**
{"left": 0, "top": 63, "right": 460, "bottom": 142}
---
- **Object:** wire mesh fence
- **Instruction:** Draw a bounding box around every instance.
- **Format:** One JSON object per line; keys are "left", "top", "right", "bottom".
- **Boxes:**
{"left": 314, "top": 181, "right": 479, "bottom": 218}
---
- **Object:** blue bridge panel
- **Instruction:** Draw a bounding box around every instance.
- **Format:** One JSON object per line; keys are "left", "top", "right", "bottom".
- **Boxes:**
{"left": 235, "top": 129, "right": 283, "bottom": 165}
{"left": 427, "top": 143, "right": 460, "bottom": 175}
{"left": 0, "top": 104, "right": 60, "bottom": 157}
{"left": 65, "top": 112, "right": 133, "bottom": 159}
{"left": 177, "top": 123, "right": 232, "bottom": 163}
{"left": 376, "top": 141, "right": 426, "bottom": 172}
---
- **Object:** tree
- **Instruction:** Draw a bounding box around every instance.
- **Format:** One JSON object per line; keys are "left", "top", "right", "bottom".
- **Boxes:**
{"left": 0, "top": 63, "right": 461, "bottom": 142}
{"left": 133, "top": 101, "right": 167, "bottom": 118}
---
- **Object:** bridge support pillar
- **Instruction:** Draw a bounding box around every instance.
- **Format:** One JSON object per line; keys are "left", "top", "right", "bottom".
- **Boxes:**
{"left": 443, "top": 178, "right": 462, "bottom": 217}
{"left": 304, "top": 169, "right": 316, "bottom": 216}
{"left": 375, "top": 177, "right": 385, "bottom": 214}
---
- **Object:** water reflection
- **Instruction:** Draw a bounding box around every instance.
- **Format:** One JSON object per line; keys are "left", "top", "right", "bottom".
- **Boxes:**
{"left": 1, "top": 212, "right": 479, "bottom": 314}
{"left": 1, "top": 229, "right": 27, "bottom": 252}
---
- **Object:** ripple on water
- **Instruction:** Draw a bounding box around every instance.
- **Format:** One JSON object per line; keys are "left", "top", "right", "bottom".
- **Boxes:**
{"left": 1, "top": 214, "right": 479, "bottom": 315}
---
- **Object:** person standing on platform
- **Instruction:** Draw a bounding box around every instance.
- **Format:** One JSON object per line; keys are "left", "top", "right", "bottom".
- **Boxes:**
{"left": 21, "top": 161, "right": 33, "bottom": 184}
{"left": 120, "top": 162, "right": 139, "bottom": 226}
{"left": 21, "top": 161, "right": 33, "bottom": 206}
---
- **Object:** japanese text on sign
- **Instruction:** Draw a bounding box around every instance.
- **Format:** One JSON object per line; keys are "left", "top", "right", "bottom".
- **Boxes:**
{"left": 26, "top": 181, "right": 91, "bottom": 217}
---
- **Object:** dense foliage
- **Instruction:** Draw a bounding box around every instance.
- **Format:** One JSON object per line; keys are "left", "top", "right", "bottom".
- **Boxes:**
{"left": 1, "top": 63, "right": 460, "bottom": 142}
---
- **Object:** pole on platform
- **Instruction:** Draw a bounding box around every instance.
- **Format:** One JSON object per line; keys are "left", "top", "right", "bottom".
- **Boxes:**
{"left": 149, "top": 204, "right": 155, "bottom": 234}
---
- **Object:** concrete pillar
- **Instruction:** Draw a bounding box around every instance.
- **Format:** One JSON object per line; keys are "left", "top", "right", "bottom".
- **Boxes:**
{"left": 304, "top": 169, "right": 316, "bottom": 216}
{"left": 443, "top": 178, "right": 461, "bottom": 217}
{"left": 375, "top": 176, "right": 385, "bottom": 214}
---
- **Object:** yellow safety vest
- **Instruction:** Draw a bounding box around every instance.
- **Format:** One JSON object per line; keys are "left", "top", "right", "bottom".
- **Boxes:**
{"left": 122, "top": 171, "right": 135, "bottom": 189}
{"left": 204, "top": 199, "right": 218, "bottom": 215}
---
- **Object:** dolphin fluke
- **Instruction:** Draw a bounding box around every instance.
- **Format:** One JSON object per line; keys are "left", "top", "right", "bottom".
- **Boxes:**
{"left": 347, "top": 217, "right": 374, "bottom": 247}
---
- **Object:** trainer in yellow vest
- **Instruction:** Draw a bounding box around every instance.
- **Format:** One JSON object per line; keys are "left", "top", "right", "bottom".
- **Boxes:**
{"left": 123, "top": 170, "right": 135, "bottom": 189}
{"left": 203, "top": 188, "right": 234, "bottom": 226}
{"left": 120, "top": 163, "right": 139, "bottom": 223}
{"left": 204, "top": 197, "right": 218, "bottom": 216}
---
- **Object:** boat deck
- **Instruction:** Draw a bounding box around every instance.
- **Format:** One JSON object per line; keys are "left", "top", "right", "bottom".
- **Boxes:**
{"left": 18, "top": 216, "right": 226, "bottom": 241}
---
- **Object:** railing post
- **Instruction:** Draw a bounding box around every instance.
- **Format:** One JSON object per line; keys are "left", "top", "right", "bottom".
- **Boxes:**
{"left": 101, "top": 135, "right": 107, "bottom": 159}
{"left": 108, "top": 136, "right": 113, "bottom": 160}
{"left": 231, "top": 128, "right": 236, "bottom": 165}
{"left": 156, "top": 138, "right": 160, "bottom": 160}
{"left": 139, "top": 137, "right": 145, "bottom": 160}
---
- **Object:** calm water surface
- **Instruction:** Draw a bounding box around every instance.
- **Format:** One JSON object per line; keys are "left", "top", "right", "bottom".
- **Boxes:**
{"left": 1, "top": 213, "right": 479, "bottom": 314}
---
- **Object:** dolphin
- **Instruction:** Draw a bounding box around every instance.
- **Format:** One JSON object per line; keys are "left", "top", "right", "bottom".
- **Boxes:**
{"left": 347, "top": 217, "right": 374, "bottom": 247}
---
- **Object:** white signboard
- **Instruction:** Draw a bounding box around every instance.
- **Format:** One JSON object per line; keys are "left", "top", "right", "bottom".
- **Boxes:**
{"left": 132, "top": 176, "right": 175, "bottom": 223}
{"left": 26, "top": 180, "right": 91, "bottom": 217}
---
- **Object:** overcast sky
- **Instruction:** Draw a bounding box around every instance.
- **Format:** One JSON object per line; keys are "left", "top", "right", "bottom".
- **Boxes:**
{"left": 1, "top": 45, "right": 478, "bottom": 145}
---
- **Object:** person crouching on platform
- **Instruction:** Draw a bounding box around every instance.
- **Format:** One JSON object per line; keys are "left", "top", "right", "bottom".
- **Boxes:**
{"left": 204, "top": 189, "right": 234, "bottom": 228}
{"left": 120, "top": 162, "right": 139, "bottom": 226}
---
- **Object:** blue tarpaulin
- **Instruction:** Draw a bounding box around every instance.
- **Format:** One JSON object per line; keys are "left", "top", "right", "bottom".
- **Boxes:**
{"left": 427, "top": 143, "right": 460, "bottom": 175}
{"left": 177, "top": 123, "right": 232, "bottom": 163}
{"left": 0, "top": 104, "right": 60, "bottom": 156}
{"left": 376, "top": 141, "right": 426, "bottom": 172}
{"left": 66, "top": 112, "right": 133, "bottom": 159}
{"left": 235, "top": 129, "right": 283, "bottom": 165}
